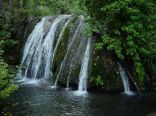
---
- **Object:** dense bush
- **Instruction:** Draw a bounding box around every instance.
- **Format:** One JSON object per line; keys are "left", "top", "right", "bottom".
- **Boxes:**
{"left": 0, "top": 13, "right": 18, "bottom": 99}
{"left": 83, "top": 0, "right": 156, "bottom": 83}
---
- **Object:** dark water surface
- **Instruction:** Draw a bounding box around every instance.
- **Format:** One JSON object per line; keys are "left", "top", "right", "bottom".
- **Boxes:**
{"left": 0, "top": 85, "right": 156, "bottom": 116}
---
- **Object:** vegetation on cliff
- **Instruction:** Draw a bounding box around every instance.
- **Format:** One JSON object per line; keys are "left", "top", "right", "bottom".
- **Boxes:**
{"left": 0, "top": 0, "right": 156, "bottom": 98}
{"left": 82, "top": 0, "right": 156, "bottom": 86}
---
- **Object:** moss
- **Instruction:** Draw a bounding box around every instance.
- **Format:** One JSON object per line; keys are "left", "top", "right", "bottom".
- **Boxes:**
{"left": 52, "top": 15, "right": 88, "bottom": 87}
{"left": 52, "top": 15, "right": 79, "bottom": 79}
{"left": 53, "top": 25, "right": 71, "bottom": 74}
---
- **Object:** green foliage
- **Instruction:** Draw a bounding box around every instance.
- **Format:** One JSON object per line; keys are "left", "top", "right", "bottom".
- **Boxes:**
{"left": 90, "top": 75, "right": 104, "bottom": 86}
{"left": 84, "top": 0, "right": 156, "bottom": 82}
{"left": 102, "top": 35, "right": 124, "bottom": 59}
{"left": 0, "top": 0, "right": 84, "bottom": 98}
{"left": 11, "top": 0, "right": 83, "bottom": 17}
{"left": 0, "top": 40, "right": 18, "bottom": 98}
{"left": 0, "top": 17, "right": 11, "bottom": 40}
{"left": 0, "top": 14, "right": 17, "bottom": 54}
{"left": 0, "top": 59, "right": 18, "bottom": 98}
{"left": 44, "top": 0, "right": 83, "bottom": 14}
{"left": 0, "top": 14, "right": 18, "bottom": 99}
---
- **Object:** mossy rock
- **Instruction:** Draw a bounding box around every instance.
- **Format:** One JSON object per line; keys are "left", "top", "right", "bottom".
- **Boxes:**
{"left": 52, "top": 15, "right": 80, "bottom": 80}
{"left": 88, "top": 47, "right": 123, "bottom": 91}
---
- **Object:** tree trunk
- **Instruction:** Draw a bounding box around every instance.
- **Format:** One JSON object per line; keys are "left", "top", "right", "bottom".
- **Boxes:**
{"left": 125, "top": 66, "right": 141, "bottom": 95}
{"left": 9, "top": 0, "right": 13, "bottom": 10}
{"left": 0, "top": 0, "right": 3, "bottom": 12}
{"left": 34, "top": 0, "right": 39, "bottom": 8}
{"left": 9, "top": 0, "right": 15, "bottom": 23}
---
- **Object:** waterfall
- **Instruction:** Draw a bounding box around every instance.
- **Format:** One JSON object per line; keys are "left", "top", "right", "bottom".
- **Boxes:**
{"left": 52, "top": 15, "right": 85, "bottom": 88}
{"left": 16, "top": 15, "right": 71, "bottom": 84}
{"left": 15, "top": 14, "right": 138, "bottom": 94}
{"left": 16, "top": 15, "right": 92, "bottom": 91}
{"left": 78, "top": 38, "right": 91, "bottom": 91}
{"left": 74, "top": 38, "right": 91, "bottom": 95}
{"left": 117, "top": 62, "right": 135, "bottom": 95}
{"left": 66, "top": 70, "right": 71, "bottom": 90}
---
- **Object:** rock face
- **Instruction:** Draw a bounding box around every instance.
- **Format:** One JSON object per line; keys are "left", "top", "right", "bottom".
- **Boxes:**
{"left": 89, "top": 46, "right": 123, "bottom": 91}
{"left": 17, "top": 15, "right": 127, "bottom": 91}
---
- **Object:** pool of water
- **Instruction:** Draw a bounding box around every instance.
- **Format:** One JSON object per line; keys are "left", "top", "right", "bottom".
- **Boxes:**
{"left": 0, "top": 84, "right": 156, "bottom": 116}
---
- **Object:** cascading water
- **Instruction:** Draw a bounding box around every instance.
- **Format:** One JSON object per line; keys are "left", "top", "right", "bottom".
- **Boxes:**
{"left": 16, "top": 15, "right": 71, "bottom": 84}
{"left": 74, "top": 38, "right": 91, "bottom": 95}
{"left": 52, "top": 15, "right": 85, "bottom": 88}
{"left": 16, "top": 15, "right": 91, "bottom": 90}
{"left": 65, "top": 69, "right": 72, "bottom": 90}
{"left": 15, "top": 14, "right": 132, "bottom": 96}
{"left": 117, "top": 62, "right": 135, "bottom": 95}
{"left": 16, "top": 17, "right": 46, "bottom": 84}
{"left": 78, "top": 38, "right": 91, "bottom": 91}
